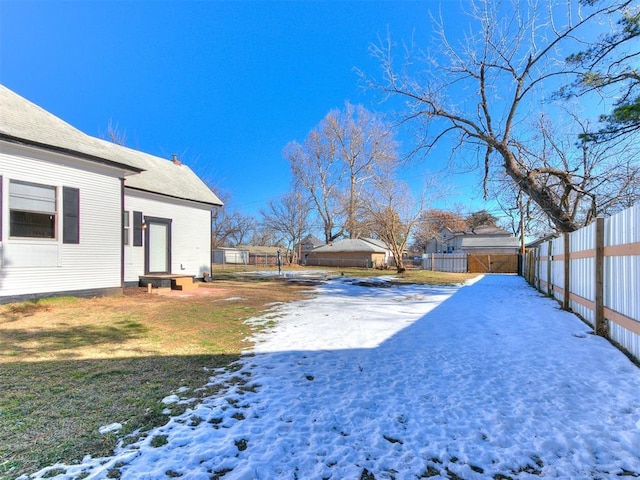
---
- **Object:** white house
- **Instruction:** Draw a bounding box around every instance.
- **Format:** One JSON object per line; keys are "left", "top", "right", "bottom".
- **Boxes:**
{"left": 0, "top": 85, "right": 222, "bottom": 302}
{"left": 424, "top": 225, "right": 520, "bottom": 254}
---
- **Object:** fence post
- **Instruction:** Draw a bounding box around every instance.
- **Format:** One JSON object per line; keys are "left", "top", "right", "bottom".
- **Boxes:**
{"left": 547, "top": 240, "right": 553, "bottom": 296}
{"left": 535, "top": 247, "right": 540, "bottom": 291}
{"left": 594, "top": 217, "right": 607, "bottom": 337}
{"left": 563, "top": 232, "right": 570, "bottom": 310}
{"left": 431, "top": 253, "right": 435, "bottom": 271}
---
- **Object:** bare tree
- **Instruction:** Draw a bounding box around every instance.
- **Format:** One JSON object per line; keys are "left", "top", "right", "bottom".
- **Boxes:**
{"left": 325, "top": 102, "right": 398, "bottom": 238}
{"left": 494, "top": 181, "right": 553, "bottom": 242}
{"left": 211, "top": 192, "right": 256, "bottom": 247}
{"left": 285, "top": 125, "right": 343, "bottom": 244}
{"left": 466, "top": 210, "right": 499, "bottom": 229}
{"left": 494, "top": 110, "right": 640, "bottom": 232}
{"left": 259, "top": 191, "right": 312, "bottom": 263}
{"left": 367, "top": 0, "right": 637, "bottom": 232}
{"left": 285, "top": 102, "right": 398, "bottom": 242}
{"left": 100, "top": 119, "right": 127, "bottom": 146}
{"left": 211, "top": 206, "right": 237, "bottom": 248}
{"left": 362, "top": 177, "right": 425, "bottom": 274}
{"left": 247, "top": 226, "right": 281, "bottom": 247}
{"left": 228, "top": 213, "right": 257, "bottom": 246}
{"left": 412, "top": 209, "right": 467, "bottom": 252}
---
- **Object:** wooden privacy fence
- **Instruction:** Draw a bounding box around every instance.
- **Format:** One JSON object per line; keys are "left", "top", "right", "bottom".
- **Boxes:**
{"left": 524, "top": 203, "right": 640, "bottom": 362}
{"left": 423, "top": 253, "right": 519, "bottom": 273}
{"left": 422, "top": 253, "right": 468, "bottom": 273}
{"left": 468, "top": 254, "right": 519, "bottom": 273}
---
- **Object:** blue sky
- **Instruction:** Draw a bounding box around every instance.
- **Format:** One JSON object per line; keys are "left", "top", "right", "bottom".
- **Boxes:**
{"left": 0, "top": 0, "right": 496, "bottom": 218}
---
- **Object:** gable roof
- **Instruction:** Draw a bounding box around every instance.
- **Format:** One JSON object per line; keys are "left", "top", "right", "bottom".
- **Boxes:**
{"left": 0, "top": 85, "right": 222, "bottom": 207}
{"left": 461, "top": 236, "right": 520, "bottom": 249}
{"left": 298, "top": 234, "right": 324, "bottom": 248}
{"left": 311, "top": 238, "right": 388, "bottom": 254}
{"left": 467, "top": 225, "right": 512, "bottom": 236}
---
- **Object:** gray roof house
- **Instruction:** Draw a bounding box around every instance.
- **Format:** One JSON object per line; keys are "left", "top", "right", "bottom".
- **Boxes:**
{"left": 424, "top": 225, "right": 520, "bottom": 255}
{"left": 0, "top": 84, "right": 222, "bottom": 302}
{"left": 305, "top": 238, "right": 393, "bottom": 268}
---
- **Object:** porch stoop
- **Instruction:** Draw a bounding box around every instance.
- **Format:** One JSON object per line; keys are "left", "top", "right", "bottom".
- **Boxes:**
{"left": 139, "top": 275, "right": 198, "bottom": 292}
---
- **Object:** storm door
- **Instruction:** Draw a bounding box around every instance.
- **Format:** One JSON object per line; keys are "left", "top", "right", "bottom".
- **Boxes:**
{"left": 144, "top": 216, "right": 172, "bottom": 274}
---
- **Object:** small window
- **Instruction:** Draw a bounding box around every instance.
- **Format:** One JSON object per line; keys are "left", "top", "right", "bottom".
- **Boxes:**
{"left": 123, "top": 210, "right": 130, "bottom": 245}
{"left": 9, "top": 180, "right": 56, "bottom": 238}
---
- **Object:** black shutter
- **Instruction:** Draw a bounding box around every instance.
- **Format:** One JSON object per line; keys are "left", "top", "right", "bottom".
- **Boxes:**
{"left": 133, "top": 211, "right": 143, "bottom": 246}
{"left": 62, "top": 187, "right": 79, "bottom": 244}
{"left": 0, "top": 175, "right": 3, "bottom": 241}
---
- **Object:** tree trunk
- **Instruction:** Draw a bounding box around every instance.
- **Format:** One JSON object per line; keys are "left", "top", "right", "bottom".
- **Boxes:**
{"left": 497, "top": 144, "right": 582, "bottom": 232}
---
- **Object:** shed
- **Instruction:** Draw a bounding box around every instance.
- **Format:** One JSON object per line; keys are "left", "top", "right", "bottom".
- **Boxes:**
{"left": 212, "top": 247, "right": 249, "bottom": 265}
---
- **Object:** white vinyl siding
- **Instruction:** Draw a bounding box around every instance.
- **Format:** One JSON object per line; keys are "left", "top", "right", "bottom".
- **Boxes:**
{"left": 0, "top": 143, "right": 125, "bottom": 298}
{"left": 124, "top": 189, "right": 212, "bottom": 282}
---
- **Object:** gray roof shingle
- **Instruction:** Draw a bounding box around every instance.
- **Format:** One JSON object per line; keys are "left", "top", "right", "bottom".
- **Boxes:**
{"left": 311, "top": 238, "right": 388, "bottom": 254}
{"left": 0, "top": 85, "right": 222, "bottom": 206}
{"left": 461, "top": 237, "right": 520, "bottom": 248}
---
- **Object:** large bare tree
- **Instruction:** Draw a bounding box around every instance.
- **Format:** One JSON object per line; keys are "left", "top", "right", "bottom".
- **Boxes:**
{"left": 361, "top": 177, "right": 424, "bottom": 274}
{"left": 325, "top": 102, "right": 398, "bottom": 238}
{"left": 285, "top": 124, "right": 343, "bottom": 244}
{"left": 285, "top": 102, "right": 398, "bottom": 242}
{"left": 368, "top": 0, "right": 637, "bottom": 232}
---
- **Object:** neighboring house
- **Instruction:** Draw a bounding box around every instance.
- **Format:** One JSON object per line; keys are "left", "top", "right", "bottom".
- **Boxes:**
{"left": 296, "top": 234, "right": 324, "bottom": 264}
{"left": 424, "top": 225, "right": 519, "bottom": 255}
{"left": 0, "top": 85, "right": 222, "bottom": 302}
{"left": 460, "top": 236, "right": 521, "bottom": 254}
{"left": 305, "top": 238, "right": 392, "bottom": 268}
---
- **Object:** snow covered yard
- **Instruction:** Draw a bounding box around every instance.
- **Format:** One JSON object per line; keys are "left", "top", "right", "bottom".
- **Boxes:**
{"left": 24, "top": 275, "right": 640, "bottom": 480}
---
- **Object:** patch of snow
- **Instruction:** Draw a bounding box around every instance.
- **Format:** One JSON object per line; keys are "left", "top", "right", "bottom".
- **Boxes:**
{"left": 160, "top": 395, "right": 179, "bottom": 405}
{"left": 21, "top": 275, "right": 640, "bottom": 480}
{"left": 98, "top": 423, "right": 122, "bottom": 435}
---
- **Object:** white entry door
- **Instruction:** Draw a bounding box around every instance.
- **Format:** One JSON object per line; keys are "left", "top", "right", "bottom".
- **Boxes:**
{"left": 145, "top": 217, "right": 172, "bottom": 274}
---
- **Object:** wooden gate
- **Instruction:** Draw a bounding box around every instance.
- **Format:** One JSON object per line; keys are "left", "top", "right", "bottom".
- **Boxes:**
{"left": 468, "top": 254, "right": 519, "bottom": 273}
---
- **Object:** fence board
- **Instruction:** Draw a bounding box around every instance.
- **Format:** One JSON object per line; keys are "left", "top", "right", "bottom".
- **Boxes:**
{"left": 422, "top": 253, "right": 467, "bottom": 273}
{"left": 524, "top": 203, "right": 640, "bottom": 362}
{"left": 569, "top": 223, "right": 596, "bottom": 325}
{"left": 468, "top": 254, "right": 519, "bottom": 273}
